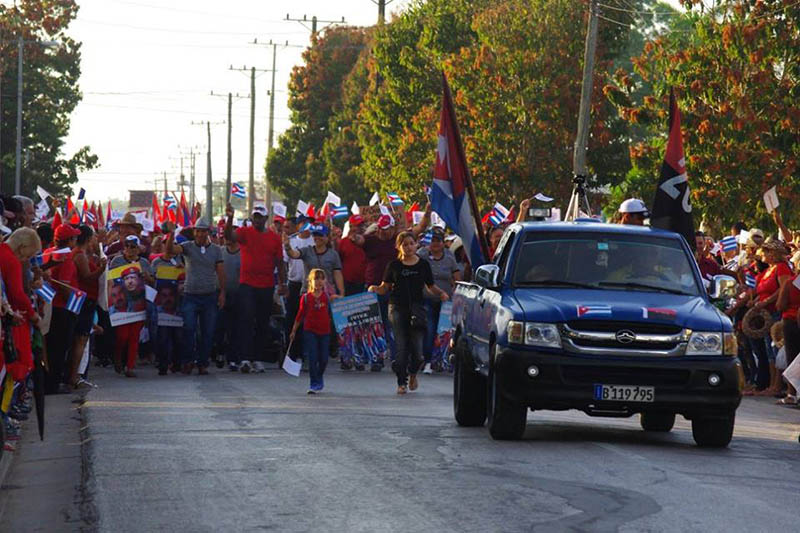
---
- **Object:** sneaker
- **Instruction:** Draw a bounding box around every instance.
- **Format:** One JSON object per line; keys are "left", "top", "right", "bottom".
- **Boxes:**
{"left": 253, "top": 361, "right": 266, "bottom": 373}
{"left": 396, "top": 385, "right": 407, "bottom": 395}
{"left": 215, "top": 355, "right": 225, "bottom": 369}
{"left": 307, "top": 389, "right": 316, "bottom": 395}
{"left": 228, "top": 362, "right": 239, "bottom": 372}
{"left": 408, "top": 374, "right": 418, "bottom": 391}
{"left": 198, "top": 366, "right": 209, "bottom": 375}
{"left": 355, "top": 364, "right": 365, "bottom": 371}
{"left": 422, "top": 363, "right": 433, "bottom": 375}
{"left": 240, "top": 361, "right": 252, "bottom": 374}
{"left": 340, "top": 361, "right": 353, "bottom": 371}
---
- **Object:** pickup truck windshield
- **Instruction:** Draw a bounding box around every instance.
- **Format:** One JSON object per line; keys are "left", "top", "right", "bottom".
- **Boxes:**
{"left": 512, "top": 232, "right": 700, "bottom": 296}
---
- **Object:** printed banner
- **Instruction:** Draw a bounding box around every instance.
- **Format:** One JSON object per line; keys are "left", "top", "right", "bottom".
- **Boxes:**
{"left": 331, "top": 292, "right": 389, "bottom": 367}
{"left": 155, "top": 265, "right": 184, "bottom": 327}
{"left": 432, "top": 302, "right": 453, "bottom": 371}
{"left": 107, "top": 263, "right": 147, "bottom": 326}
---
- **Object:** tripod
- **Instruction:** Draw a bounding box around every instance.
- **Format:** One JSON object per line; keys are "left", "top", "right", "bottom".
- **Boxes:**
{"left": 564, "top": 175, "right": 593, "bottom": 221}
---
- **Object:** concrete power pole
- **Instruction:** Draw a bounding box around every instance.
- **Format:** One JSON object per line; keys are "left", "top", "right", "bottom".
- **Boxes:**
{"left": 266, "top": 44, "right": 277, "bottom": 209}
{"left": 373, "top": 0, "right": 394, "bottom": 24}
{"left": 15, "top": 36, "right": 23, "bottom": 195}
{"left": 206, "top": 121, "right": 213, "bottom": 220}
{"left": 227, "top": 93, "right": 232, "bottom": 203}
{"left": 248, "top": 67, "right": 255, "bottom": 213}
{"left": 286, "top": 14, "right": 346, "bottom": 40}
{"left": 572, "top": 0, "right": 599, "bottom": 179}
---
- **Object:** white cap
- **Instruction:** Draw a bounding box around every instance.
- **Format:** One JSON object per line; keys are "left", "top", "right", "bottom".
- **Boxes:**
{"left": 252, "top": 203, "right": 268, "bottom": 217}
{"left": 618, "top": 198, "right": 649, "bottom": 215}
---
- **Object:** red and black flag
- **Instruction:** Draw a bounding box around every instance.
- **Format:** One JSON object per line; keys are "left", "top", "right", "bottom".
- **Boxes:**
{"left": 650, "top": 89, "right": 695, "bottom": 249}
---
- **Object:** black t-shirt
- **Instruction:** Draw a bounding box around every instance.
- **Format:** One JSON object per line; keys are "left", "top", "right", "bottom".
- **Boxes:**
{"left": 383, "top": 258, "right": 434, "bottom": 308}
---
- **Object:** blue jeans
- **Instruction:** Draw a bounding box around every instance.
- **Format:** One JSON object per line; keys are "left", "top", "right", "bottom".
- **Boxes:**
{"left": 423, "top": 300, "right": 441, "bottom": 363}
{"left": 181, "top": 292, "right": 218, "bottom": 367}
{"left": 303, "top": 330, "right": 329, "bottom": 391}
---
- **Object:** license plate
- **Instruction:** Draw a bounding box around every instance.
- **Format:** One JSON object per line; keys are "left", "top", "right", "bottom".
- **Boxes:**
{"left": 594, "top": 384, "right": 654, "bottom": 402}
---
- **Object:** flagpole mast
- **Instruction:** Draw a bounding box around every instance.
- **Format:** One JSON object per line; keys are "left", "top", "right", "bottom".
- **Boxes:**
{"left": 442, "top": 73, "right": 490, "bottom": 262}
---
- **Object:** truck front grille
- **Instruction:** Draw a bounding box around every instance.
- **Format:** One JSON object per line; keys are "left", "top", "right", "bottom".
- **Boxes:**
{"left": 560, "top": 322, "right": 690, "bottom": 356}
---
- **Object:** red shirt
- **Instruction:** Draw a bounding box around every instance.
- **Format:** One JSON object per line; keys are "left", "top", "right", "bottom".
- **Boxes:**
{"left": 235, "top": 226, "right": 282, "bottom": 288}
{"left": 756, "top": 261, "right": 792, "bottom": 313}
{"left": 46, "top": 247, "right": 78, "bottom": 308}
{"left": 363, "top": 235, "right": 397, "bottom": 286}
{"left": 0, "top": 244, "right": 36, "bottom": 319}
{"left": 338, "top": 237, "right": 366, "bottom": 284}
{"left": 697, "top": 255, "right": 721, "bottom": 281}
{"left": 74, "top": 249, "right": 100, "bottom": 302}
{"left": 296, "top": 292, "right": 331, "bottom": 335}
{"left": 782, "top": 275, "right": 800, "bottom": 320}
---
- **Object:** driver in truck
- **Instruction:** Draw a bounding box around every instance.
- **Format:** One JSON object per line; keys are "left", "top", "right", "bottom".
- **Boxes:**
{"left": 617, "top": 198, "right": 649, "bottom": 226}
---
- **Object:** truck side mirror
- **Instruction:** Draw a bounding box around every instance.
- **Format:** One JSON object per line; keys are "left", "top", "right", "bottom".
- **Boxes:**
{"left": 475, "top": 264, "right": 501, "bottom": 289}
{"left": 708, "top": 274, "right": 737, "bottom": 300}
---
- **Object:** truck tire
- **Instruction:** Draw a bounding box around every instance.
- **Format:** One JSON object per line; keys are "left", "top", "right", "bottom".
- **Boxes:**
{"left": 640, "top": 412, "right": 675, "bottom": 432}
{"left": 487, "top": 350, "right": 526, "bottom": 440}
{"left": 691, "top": 413, "right": 735, "bottom": 448}
{"left": 453, "top": 344, "right": 486, "bottom": 427}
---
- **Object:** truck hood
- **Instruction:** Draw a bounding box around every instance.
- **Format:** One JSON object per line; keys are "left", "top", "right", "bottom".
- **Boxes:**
{"left": 512, "top": 288, "right": 726, "bottom": 331}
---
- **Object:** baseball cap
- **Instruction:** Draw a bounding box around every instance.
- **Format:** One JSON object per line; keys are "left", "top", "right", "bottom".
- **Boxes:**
{"left": 125, "top": 235, "right": 141, "bottom": 246}
{"left": 193, "top": 218, "right": 210, "bottom": 230}
{"left": 377, "top": 214, "right": 395, "bottom": 230}
{"left": 54, "top": 224, "right": 80, "bottom": 240}
{"left": 618, "top": 198, "right": 649, "bottom": 215}
{"left": 749, "top": 228, "right": 765, "bottom": 239}
{"left": 311, "top": 224, "right": 329, "bottom": 236}
{"left": 252, "top": 203, "right": 268, "bottom": 217}
{"left": 349, "top": 214, "right": 364, "bottom": 226}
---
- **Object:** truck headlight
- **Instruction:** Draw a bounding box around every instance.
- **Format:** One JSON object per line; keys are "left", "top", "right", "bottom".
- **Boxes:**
{"left": 686, "top": 332, "right": 723, "bottom": 355}
{"left": 723, "top": 332, "right": 737, "bottom": 356}
{"left": 524, "top": 323, "right": 562, "bottom": 348}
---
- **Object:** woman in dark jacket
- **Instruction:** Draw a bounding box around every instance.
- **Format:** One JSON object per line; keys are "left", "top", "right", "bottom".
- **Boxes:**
{"left": 368, "top": 231, "right": 448, "bottom": 394}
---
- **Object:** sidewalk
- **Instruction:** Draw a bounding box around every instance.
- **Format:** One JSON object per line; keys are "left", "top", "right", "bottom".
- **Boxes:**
{"left": 0, "top": 392, "right": 95, "bottom": 531}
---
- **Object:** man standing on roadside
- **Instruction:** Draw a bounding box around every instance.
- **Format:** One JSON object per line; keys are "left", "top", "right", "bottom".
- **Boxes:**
{"left": 337, "top": 214, "right": 367, "bottom": 296}
{"left": 166, "top": 218, "right": 225, "bottom": 375}
{"left": 224, "top": 202, "right": 287, "bottom": 373}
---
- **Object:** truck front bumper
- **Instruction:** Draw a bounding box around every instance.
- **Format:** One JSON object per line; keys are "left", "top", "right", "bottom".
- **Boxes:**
{"left": 493, "top": 346, "right": 743, "bottom": 418}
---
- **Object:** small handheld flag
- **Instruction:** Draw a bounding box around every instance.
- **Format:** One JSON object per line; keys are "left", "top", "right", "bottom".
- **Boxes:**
{"left": 66, "top": 290, "right": 87, "bottom": 315}
{"left": 231, "top": 182, "right": 247, "bottom": 199}
{"left": 488, "top": 202, "right": 510, "bottom": 226}
{"left": 332, "top": 205, "right": 349, "bottom": 219}
{"left": 35, "top": 282, "right": 56, "bottom": 303}
{"left": 77, "top": 188, "right": 86, "bottom": 201}
{"left": 387, "top": 192, "right": 404, "bottom": 206}
{"left": 745, "top": 273, "right": 757, "bottom": 288}
{"left": 720, "top": 236, "right": 738, "bottom": 253}
{"left": 419, "top": 231, "right": 432, "bottom": 246}
{"left": 369, "top": 192, "right": 380, "bottom": 206}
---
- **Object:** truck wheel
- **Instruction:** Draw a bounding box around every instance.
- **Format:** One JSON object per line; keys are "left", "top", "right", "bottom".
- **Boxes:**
{"left": 487, "top": 354, "right": 526, "bottom": 440}
{"left": 640, "top": 412, "right": 675, "bottom": 432}
{"left": 453, "top": 345, "right": 486, "bottom": 427}
{"left": 691, "top": 413, "right": 735, "bottom": 448}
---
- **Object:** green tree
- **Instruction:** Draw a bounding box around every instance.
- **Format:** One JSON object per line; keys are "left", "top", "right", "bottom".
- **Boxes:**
{"left": 0, "top": 0, "right": 97, "bottom": 198}
{"left": 604, "top": 0, "right": 800, "bottom": 229}
{"left": 267, "top": 26, "right": 370, "bottom": 209}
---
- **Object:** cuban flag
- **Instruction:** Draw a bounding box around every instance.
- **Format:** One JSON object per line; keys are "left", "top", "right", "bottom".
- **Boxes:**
{"left": 419, "top": 231, "right": 432, "bottom": 246}
{"left": 84, "top": 209, "right": 96, "bottom": 224}
{"left": 720, "top": 235, "right": 738, "bottom": 253}
{"left": 576, "top": 304, "right": 613, "bottom": 318}
{"left": 430, "top": 72, "right": 488, "bottom": 268}
{"left": 387, "top": 192, "right": 404, "bottom": 206}
{"left": 231, "top": 182, "right": 246, "bottom": 199}
{"left": 488, "top": 202, "right": 510, "bottom": 226}
{"left": 35, "top": 282, "right": 56, "bottom": 303}
{"left": 332, "top": 205, "right": 349, "bottom": 219}
{"left": 745, "top": 273, "right": 757, "bottom": 288}
{"left": 163, "top": 193, "right": 176, "bottom": 210}
{"left": 66, "top": 290, "right": 87, "bottom": 315}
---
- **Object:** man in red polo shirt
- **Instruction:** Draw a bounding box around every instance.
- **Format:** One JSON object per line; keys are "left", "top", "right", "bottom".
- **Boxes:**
{"left": 224, "top": 202, "right": 287, "bottom": 372}
{"left": 337, "top": 215, "right": 367, "bottom": 296}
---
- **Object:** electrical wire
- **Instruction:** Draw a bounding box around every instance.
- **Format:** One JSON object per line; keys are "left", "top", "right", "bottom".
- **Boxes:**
{"left": 76, "top": 18, "right": 307, "bottom": 36}
{"left": 106, "top": 0, "right": 289, "bottom": 24}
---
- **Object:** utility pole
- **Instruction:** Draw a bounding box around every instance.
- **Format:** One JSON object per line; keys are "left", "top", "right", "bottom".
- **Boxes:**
{"left": 15, "top": 36, "right": 22, "bottom": 195}
{"left": 191, "top": 121, "right": 224, "bottom": 219}
{"left": 211, "top": 90, "right": 247, "bottom": 204}
{"left": 371, "top": 0, "right": 394, "bottom": 24}
{"left": 231, "top": 65, "right": 271, "bottom": 212}
{"left": 572, "top": 0, "right": 599, "bottom": 181}
{"left": 286, "top": 14, "right": 346, "bottom": 39}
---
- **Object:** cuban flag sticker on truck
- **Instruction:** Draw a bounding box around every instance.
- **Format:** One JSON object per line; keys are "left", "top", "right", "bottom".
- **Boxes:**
{"left": 642, "top": 307, "right": 677, "bottom": 321}
{"left": 577, "top": 305, "right": 612, "bottom": 317}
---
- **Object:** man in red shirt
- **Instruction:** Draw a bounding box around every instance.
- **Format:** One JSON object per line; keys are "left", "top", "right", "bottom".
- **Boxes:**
{"left": 337, "top": 215, "right": 367, "bottom": 296}
{"left": 224, "top": 202, "right": 287, "bottom": 372}
{"left": 44, "top": 224, "right": 81, "bottom": 394}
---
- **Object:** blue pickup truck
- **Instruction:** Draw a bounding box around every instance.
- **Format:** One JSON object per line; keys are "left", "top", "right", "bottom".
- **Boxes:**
{"left": 451, "top": 221, "right": 743, "bottom": 447}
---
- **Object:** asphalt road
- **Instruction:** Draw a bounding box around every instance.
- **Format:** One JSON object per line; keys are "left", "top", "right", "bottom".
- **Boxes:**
{"left": 11, "top": 363, "right": 800, "bottom": 532}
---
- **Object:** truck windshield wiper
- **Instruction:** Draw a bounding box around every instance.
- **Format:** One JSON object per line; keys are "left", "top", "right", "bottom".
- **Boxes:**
{"left": 597, "top": 281, "right": 692, "bottom": 296}
{"left": 516, "top": 279, "right": 599, "bottom": 290}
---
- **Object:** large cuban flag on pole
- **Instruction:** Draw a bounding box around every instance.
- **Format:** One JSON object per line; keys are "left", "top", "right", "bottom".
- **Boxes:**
{"left": 431, "top": 72, "right": 489, "bottom": 268}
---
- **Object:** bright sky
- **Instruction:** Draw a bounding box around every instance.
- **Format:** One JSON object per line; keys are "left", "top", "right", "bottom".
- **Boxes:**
{"left": 62, "top": 0, "right": 411, "bottom": 205}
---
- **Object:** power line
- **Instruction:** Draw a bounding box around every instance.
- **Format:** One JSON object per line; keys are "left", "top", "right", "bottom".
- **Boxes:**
{"left": 76, "top": 18, "right": 306, "bottom": 36}
{"left": 106, "top": 0, "right": 290, "bottom": 24}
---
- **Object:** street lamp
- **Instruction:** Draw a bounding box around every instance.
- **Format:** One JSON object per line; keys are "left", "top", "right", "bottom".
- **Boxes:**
{"left": 12, "top": 37, "right": 60, "bottom": 195}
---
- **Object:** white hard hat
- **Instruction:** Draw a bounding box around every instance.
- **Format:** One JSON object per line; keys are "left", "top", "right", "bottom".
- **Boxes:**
{"left": 618, "top": 198, "right": 649, "bottom": 215}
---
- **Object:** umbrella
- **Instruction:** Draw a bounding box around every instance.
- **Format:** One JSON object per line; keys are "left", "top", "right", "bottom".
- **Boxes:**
{"left": 32, "top": 330, "right": 46, "bottom": 441}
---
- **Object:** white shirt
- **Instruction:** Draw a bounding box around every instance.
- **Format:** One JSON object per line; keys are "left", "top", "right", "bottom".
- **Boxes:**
{"left": 286, "top": 235, "right": 313, "bottom": 282}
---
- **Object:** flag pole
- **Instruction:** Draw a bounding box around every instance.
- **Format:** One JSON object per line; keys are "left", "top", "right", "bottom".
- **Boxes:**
{"left": 441, "top": 72, "right": 490, "bottom": 263}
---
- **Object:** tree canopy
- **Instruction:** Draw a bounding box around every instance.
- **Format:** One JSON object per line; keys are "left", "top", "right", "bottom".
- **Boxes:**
{"left": 0, "top": 0, "right": 97, "bottom": 198}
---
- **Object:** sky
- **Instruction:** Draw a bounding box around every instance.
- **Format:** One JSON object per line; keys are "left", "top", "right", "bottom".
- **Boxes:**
{"left": 60, "top": 0, "right": 412, "bottom": 205}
